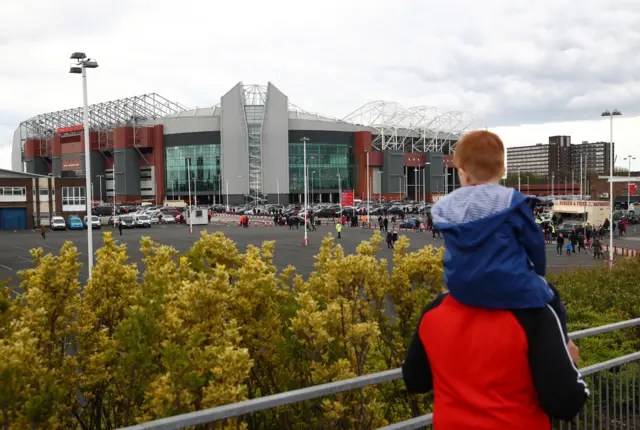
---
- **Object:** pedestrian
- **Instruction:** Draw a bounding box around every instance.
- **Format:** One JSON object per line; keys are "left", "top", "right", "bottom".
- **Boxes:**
{"left": 620, "top": 218, "right": 627, "bottom": 236}
{"left": 383, "top": 217, "right": 389, "bottom": 232}
{"left": 40, "top": 224, "right": 46, "bottom": 240}
{"left": 392, "top": 229, "right": 398, "bottom": 245}
{"left": 566, "top": 241, "right": 572, "bottom": 256}
{"left": 378, "top": 215, "right": 384, "bottom": 231}
{"left": 118, "top": 221, "right": 123, "bottom": 236}
{"left": 592, "top": 237, "right": 603, "bottom": 259}
{"left": 335, "top": 221, "right": 342, "bottom": 239}
{"left": 386, "top": 230, "right": 393, "bottom": 248}
{"left": 556, "top": 233, "right": 564, "bottom": 256}
{"left": 577, "top": 232, "right": 586, "bottom": 253}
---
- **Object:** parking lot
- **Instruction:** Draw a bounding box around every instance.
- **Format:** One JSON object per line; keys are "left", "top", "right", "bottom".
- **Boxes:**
{"left": 0, "top": 221, "right": 621, "bottom": 291}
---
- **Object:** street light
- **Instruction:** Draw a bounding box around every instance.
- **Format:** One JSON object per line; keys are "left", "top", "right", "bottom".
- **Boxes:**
{"left": 624, "top": 155, "right": 636, "bottom": 210}
{"left": 337, "top": 173, "right": 342, "bottom": 213}
{"left": 365, "top": 149, "right": 370, "bottom": 221}
{"left": 69, "top": 52, "right": 98, "bottom": 278}
{"left": 186, "top": 157, "right": 193, "bottom": 234}
{"left": 414, "top": 167, "right": 419, "bottom": 201}
{"left": 518, "top": 168, "right": 521, "bottom": 193}
{"left": 398, "top": 176, "right": 403, "bottom": 201}
{"left": 225, "top": 180, "right": 229, "bottom": 211}
{"left": 276, "top": 178, "right": 280, "bottom": 206}
{"left": 602, "top": 109, "right": 622, "bottom": 268}
{"left": 376, "top": 170, "right": 383, "bottom": 205}
{"left": 311, "top": 171, "right": 316, "bottom": 204}
{"left": 423, "top": 162, "right": 431, "bottom": 204}
{"left": 301, "top": 137, "right": 310, "bottom": 246}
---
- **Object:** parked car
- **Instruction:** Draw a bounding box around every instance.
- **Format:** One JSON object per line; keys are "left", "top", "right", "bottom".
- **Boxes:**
{"left": 135, "top": 215, "right": 152, "bottom": 228}
{"left": 118, "top": 215, "right": 136, "bottom": 229}
{"left": 161, "top": 213, "right": 176, "bottom": 224}
{"left": 50, "top": 216, "right": 67, "bottom": 231}
{"left": 67, "top": 216, "right": 84, "bottom": 230}
{"left": 83, "top": 215, "right": 101, "bottom": 229}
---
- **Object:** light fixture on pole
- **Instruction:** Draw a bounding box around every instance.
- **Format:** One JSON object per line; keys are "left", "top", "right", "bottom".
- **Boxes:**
{"left": 602, "top": 109, "right": 622, "bottom": 268}
{"left": 186, "top": 157, "right": 193, "bottom": 234}
{"left": 376, "top": 170, "right": 383, "bottom": 205}
{"left": 365, "top": 149, "right": 370, "bottom": 221}
{"left": 423, "top": 162, "right": 430, "bottom": 204}
{"left": 624, "top": 155, "right": 635, "bottom": 210}
{"left": 225, "top": 180, "right": 229, "bottom": 211}
{"left": 311, "top": 171, "right": 316, "bottom": 205}
{"left": 69, "top": 52, "right": 98, "bottom": 278}
{"left": 337, "top": 173, "right": 342, "bottom": 214}
{"left": 301, "top": 137, "right": 310, "bottom": 246}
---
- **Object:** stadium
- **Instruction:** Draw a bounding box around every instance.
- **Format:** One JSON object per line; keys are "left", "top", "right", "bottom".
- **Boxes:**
{"left": 12, "top": 82, "right": 482, "bottom": 205}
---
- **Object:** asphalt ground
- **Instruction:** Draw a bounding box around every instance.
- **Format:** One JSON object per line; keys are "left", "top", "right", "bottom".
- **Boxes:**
{"left": 2, "top": 220, "right": 634, "bottom": 294}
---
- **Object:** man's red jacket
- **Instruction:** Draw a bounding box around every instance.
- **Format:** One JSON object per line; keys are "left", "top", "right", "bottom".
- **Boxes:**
{"left": 402, "top": 293, "right": 588, "bottom": 429}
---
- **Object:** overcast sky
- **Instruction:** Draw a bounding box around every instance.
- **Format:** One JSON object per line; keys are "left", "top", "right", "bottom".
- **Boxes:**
{"left": 1, "top": 0, "right": 639, "bottom": 169}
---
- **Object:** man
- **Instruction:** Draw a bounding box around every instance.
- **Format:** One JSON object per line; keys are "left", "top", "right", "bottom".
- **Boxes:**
{"left": 335, "top": 222, "right": 342, "bottom": 239}
{"left": 383, "top": 217, "right": 389, "bottom": 232}
{"left": 118, "top": 221, "right": 123, "bottom": 236}
{"left": 403, "top": 292, "right": 588, "bottom": 429}
{"left": 41, "top": 224, "right": 46, "bottom": 240}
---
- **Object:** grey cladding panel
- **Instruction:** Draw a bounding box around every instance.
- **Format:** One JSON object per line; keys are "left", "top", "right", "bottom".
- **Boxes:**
{"left": 288, "top": 130, "right": 354, "bottom": 146}
{"left": 114, "top": 149, "right": 140, "bottom": 196}
{"left": 221, "top": 83, "right": 249, "bottom": 196}
{"left": 382, "top": 151, "right": 404, "bottom": 193}
{"left": 262, "top": 83, "right": 289, "bottom": 194}
{"left": 426, "top": 152, "right": 445, "bottom": 193}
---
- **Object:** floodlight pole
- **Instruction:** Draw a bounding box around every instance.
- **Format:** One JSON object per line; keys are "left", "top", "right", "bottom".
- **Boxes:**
{"left": 69, "top": 53, "right": 98, "bottom": 278}
{"left": 301, "top": 137, "right": 310, "bottom": 246}
{"left": 187, "top": 157, "right": 193, "bottom": 234}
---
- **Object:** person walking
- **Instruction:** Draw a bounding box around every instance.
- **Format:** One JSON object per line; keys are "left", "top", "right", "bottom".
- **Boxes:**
{"left": 592, "top": 237, "right": 603, "bottom": 260}
{"left": 383, "top": 217, "right": 389, "bottom": 232}
{"left": 556, "top": 233, "right": 564, "bottom": 256}
{"left": 40, "top": 224, "right": 46, "bottom": 240}
{"left": 118, "top": 221, "right": 123, "bottom": 236}
{"left": 335, "top": 221, "right": 343, "bottom": 239}
{"left": 577, "top": 231, "right": 586, "bottom": 253}
{"left": 378, "top": 215, "right": 384, "bottom": 231}
{"left": 386, "top": 230, "right": 394, "bottom": 248}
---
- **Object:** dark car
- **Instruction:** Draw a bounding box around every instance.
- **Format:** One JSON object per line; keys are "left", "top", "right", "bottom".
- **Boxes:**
{"left": 556, "top": 220, "right": 583, "bottom": 237}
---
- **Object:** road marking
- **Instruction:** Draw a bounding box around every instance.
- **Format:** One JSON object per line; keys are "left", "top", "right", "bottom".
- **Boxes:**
{"left": 0, "top": 264, "right": 13, "bottom": 271}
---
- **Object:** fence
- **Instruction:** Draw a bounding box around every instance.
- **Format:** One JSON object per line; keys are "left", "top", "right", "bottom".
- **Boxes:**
{"left": 121, "top": 318, "right": 640, "bottom": 430}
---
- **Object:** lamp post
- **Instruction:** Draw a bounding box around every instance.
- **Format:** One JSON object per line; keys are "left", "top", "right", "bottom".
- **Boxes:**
{"left": 186, "top": 157, "right": 193, "bottom": 234}
{"left": 96, "top": 174, "right": 105, "bottom": 203}
{"left": 69, "top": 52, "right": 98, "bottom": 278}
{"left": 301, "top": 137, "right": 310, "bottom": 246}
{"left": 398, "top": 176, "right": 403, "bottom": 200}
{"left": 365, "top": 149, "right": 370, "bottom": 221}
{"left": 602, "top": 109, "right": 622, "bottom": 268}
{"left": 276, "top": 178, "right": 280, "bottom": 206}
{"left": 376, "top": 170, "right": 383, "bottom": 205}
{"left": 337, "top": 173, "right": 342, "bottom": 214}
{"left": 311, "top": 171, "right": 316, "bottom": 205}
{"left": 518, "top": 168, "right": 521, "bottom": 193}
{"left": 414, "top": 168, "right": 419, "bottom": 201}
{"left": 624, "top": 155, "right": 635, "bottom": 210}
{"left": 551, "top": 173, "right": 555, "bottom": 200}
{"left": 225, "top": 180, "right": 229, "bottom": 211}
{"left": 423, "top": 162, "right": 430, "bottom": 203}
{"left": 527, "top": 175, "right": 530, "bottom": 195}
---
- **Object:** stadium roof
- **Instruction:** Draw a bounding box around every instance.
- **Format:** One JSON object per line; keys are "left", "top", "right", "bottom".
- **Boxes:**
{"left": 17, "top": 83, "right": 483, "bottom": 152}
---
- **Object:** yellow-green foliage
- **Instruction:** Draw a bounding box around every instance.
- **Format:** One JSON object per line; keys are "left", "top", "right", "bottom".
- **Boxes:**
{"left": 0, "top": 230, "right": 638, "bottom": 429}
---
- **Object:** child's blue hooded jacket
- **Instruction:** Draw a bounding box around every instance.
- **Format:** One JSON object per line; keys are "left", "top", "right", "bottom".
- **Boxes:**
{"left": 431, "top": 184, "right": 552, "bottom": 309}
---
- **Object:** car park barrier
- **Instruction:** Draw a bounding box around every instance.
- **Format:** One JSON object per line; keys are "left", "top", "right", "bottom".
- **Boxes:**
{"left": 602, "top": 245, "right": 640, "bottom": 258}
{"left": 120, "top": 318, "right": 640, "bottom": 430}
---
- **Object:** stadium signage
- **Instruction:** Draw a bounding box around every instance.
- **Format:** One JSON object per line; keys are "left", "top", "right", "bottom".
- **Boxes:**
{"left": 56, "top": 125, "right": 84, "bottom": 134}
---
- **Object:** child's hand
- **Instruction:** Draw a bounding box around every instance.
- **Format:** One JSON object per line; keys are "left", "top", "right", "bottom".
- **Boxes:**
{"left": 568, "top": 340, "right": 580, "bottom": 365}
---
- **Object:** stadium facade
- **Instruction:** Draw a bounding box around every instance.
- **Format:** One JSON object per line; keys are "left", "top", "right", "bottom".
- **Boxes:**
{"left": 12, "top": 82, "right": 481, "bottom": 205}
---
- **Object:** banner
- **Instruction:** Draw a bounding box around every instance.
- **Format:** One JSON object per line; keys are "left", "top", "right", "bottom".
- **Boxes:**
{"left": 630, "top": 184, "right": 636, "bottom": 195}
{"left": 340, "top": 191, "right": 354, "bottom": 207}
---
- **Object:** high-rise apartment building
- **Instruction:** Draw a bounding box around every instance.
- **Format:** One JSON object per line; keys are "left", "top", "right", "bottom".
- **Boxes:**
{"left": 506, "top": 136, "right": 614, "bottom": 178}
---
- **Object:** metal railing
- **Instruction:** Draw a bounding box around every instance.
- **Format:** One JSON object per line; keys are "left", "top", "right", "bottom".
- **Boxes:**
{"left": 121, "top": 318, "right": 640, "bottom": 430}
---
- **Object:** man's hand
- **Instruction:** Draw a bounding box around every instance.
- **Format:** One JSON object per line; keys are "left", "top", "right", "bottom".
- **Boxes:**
{"left": 568, "top": 340, "right": 580, "bottom": 365}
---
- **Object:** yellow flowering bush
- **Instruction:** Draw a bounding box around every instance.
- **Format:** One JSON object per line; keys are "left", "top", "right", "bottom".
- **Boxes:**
{"left": 1, "top": 229, "right": 637, "bottom": 429}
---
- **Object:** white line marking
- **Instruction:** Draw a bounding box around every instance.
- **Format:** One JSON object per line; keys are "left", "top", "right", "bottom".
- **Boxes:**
{"left": 0, "top": 264, "right": 13, "bottom": 271}
{"left": 12, "top": 245, "right": 30, "bottom": 252}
